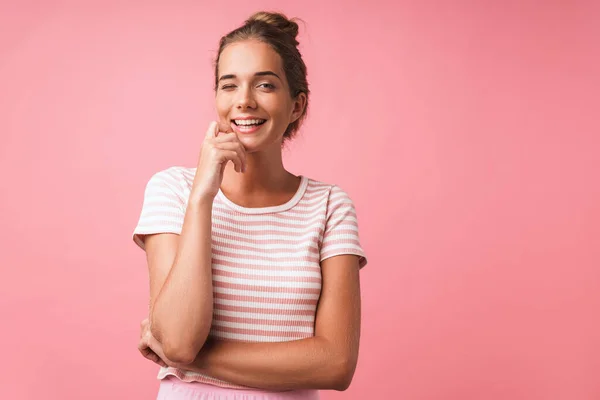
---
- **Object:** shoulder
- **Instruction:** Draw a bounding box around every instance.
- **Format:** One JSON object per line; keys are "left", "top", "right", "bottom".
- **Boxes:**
{"left": 304, "top": 176, "right": 352, "bottom": 198}
{"left": 147, "top": 166, "right": 193, "bottom": 184}
{"left": 145, "top": 166, "right": 195, "bottom": 189}
{"left": 143, "top": 166, "right": 196, "bottom": 202}
{"left": 304, "top": 176, "right": 356, "bottom": 206}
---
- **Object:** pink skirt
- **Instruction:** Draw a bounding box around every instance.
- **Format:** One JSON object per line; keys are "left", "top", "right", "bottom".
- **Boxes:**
{"left": 157, "top": 376, "right": 320, "bottom": 400}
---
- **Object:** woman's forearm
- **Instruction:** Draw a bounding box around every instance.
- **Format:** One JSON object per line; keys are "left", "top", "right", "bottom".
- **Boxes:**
{"left": 185, "top": 337, "right": 355, "bottom": 391}
{"left": 151, "top": 195, "right": 214, "bottom": 363}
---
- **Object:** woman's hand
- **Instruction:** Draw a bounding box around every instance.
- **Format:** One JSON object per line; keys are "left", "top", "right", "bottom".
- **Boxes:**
{"left": 138, "top": 318, "right": 172, "bottom": 368}
{"left": 191, "top": 121, "right": 247, "bottom": 201}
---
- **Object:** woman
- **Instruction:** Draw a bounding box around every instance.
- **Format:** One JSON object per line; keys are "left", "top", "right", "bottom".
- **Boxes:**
{"left": 132, "top": 11, "right": 368, "bottom": 400}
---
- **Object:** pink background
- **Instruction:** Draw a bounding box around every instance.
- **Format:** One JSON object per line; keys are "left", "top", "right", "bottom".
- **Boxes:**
{"left": 1, "top": 1, "right": 598, "bottom": 399}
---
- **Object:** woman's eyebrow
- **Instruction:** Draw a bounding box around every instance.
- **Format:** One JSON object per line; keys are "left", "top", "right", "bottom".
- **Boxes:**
{"left": 255, "top": 71, "right": 281, "bottom": 81}
{"left": 218, "top": 71, "right": 281, "bottom": 82}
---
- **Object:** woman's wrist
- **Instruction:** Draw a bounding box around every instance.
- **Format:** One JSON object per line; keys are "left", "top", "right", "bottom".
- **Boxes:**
{"left": 188, "top": 189, "right": 216, "bottom": 208}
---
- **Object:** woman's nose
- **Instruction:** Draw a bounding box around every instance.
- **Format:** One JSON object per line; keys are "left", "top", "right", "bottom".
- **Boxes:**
{"left": 236, "top": 86, "right": 257, "bottom": 109}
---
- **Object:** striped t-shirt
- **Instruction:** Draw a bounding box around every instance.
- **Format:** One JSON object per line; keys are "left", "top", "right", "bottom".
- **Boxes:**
{"left": 132, "top": 166, "right": 368, "bottom": 388}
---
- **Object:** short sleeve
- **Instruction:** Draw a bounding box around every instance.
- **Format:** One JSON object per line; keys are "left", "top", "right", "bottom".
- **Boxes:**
{"left": 320, "top": 185, "right": 368, "bottom": 269}
{"left": 132, "top": 168, "right": 187, "bottom": 251}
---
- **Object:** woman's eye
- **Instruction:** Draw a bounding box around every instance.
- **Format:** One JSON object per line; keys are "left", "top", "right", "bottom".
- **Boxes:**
{"left": 258, "top": 83, "right": 276, "bottom": 90}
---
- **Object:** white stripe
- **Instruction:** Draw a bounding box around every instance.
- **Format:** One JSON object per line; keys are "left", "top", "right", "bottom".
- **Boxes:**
{"left": 212, "top": 244, "right": 318, "bottom": 260}
{"left": 322, "top": 243, "right": 363, "bottom": 252}
{"left": 212, "top": 320, "right": 314, "bottom": 334}
{"left": 214, "top": 298, "right": 317, "bottom": 310}
{"left": 213, "top": 236, "right": 318, "bottom": 252}
{"left": 133, "top": 227, "right": 181, "bottom": 237}
{"left": 329, "top": 191, "right": 351, "bottom": 202}
{"left": 171, "top": 370, "right": 231, "bottom": 385}
{"left": 212, "top": 226, "right": 321, "bottom": 242}
{"left": 322, "top": 240, "right": 361, "bottom": 251}
{"left": 213, "top": 287, "right": 320, "bottom": 300}
{"left": 323, "top": 231, "right": 360, "bottom": 242}
{"left": 327, "top": 214, "right": 358, "bottom": 225}
{"left": 135, "top": 215, "right": 183, "bottom": 226}
{"left": 144, "top": 198, "right": 182, "bottom": 211}
{"left": 213, "top": 253, "right": 319, "bottom": 267}
{"left": 212, "top": 220, "right": 318, "bottom": 234}
{"left": 213, "top": 274, "right": 321, "bottom": 289}
{"left": 212, "top": 203, "right": 326, "bottom": 219}
{"left": 214, "top": 264, "right": 321, "bottom": 278}
{"left": 214, "top": 309, "right": 314, "bottom": 322}
{"left": 146, "top": 183, "right": 181, "bottom": 197}
{"left": 210, "top": 330, "right": 307, "bottom": 343}
{"left": 212, "top": 208, "right": 327, "bottom": 226}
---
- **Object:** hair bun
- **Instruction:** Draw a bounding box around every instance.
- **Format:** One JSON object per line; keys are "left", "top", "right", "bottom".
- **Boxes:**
{"left": 247, "top": 11, "right": 299, "bottom": 40}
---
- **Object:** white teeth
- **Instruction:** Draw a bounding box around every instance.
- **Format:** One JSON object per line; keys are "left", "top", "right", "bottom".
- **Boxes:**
{"left": 234, "top": 119, "right": 265, "bottom": 126}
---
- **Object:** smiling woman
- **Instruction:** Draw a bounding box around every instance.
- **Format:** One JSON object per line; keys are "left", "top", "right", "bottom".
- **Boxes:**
{"left": 216, "top": 39, "right": 305, "bottom": 146}
{"left": 214, "top": 12, "right": 309, "bottom": 146}
{"left": 132, "top": 10, "right": 368, "bottom": 400}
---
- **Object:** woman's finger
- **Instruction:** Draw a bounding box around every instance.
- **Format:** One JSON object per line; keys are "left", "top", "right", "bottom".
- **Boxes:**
{"left": 204, "top": 121, "right": 219, "bottom": 141}
{"left": 214, "top": 142, "right": 247, "bottom": 171}
{"left": 219, "top": 149, "right": 244, "bottom": 173}
{"left": 213, "top": 131, "right": 242, "bottom": 143}
{"left": 139, "top": 339, "right": 167, "bottom": 367}
{"left": 149, "top": 351, "right": 167, "bottom": 367}
{"left": 146, "top": 350, "right": 167, "bottom": 368}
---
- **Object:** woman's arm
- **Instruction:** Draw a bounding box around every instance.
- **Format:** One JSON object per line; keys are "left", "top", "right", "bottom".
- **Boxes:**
{"left": 146, "top": 195, "right": 215, "bottom": 364}
{"left": 143, "top": 122, "right": 247, "bottom": 365}
{"left": 182, "top": 254, "right": 362, "bottom": 391}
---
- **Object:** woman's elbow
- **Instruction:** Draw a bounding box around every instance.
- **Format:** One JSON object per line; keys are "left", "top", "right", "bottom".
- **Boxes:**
{"left": 331, "top": 370, "right": 354, "bottom": 391}
{"left": 158, "top": 329, "right": 210, "bottom": 365}
{"left": 329, "top": 356, "right": 358, "bottom": 391}
{"left": 162, "top": 342, "right": 197, "bottom": 365}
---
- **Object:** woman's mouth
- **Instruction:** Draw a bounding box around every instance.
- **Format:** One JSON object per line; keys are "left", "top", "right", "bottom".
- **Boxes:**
{"left": 231, "top": 119, "right": 267, "bottom": 134}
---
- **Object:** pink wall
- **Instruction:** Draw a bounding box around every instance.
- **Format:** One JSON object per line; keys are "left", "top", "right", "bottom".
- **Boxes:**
{"left": 1, "top": 1, "right": 598, "bottom": 399}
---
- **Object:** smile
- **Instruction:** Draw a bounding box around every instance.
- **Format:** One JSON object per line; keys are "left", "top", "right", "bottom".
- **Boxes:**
{"left": 231, "top": 119, "right": 267, "bottom": 134}
{"left": 233, "top": 119, "right": 266, "bottom": 126}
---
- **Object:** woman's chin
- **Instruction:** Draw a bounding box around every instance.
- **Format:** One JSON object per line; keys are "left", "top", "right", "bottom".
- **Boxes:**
{"left": 236, "top": 136, "right": 260, "bottom": 153}
{"left": 239, "top": 132, "right": 282, "bottom": 152}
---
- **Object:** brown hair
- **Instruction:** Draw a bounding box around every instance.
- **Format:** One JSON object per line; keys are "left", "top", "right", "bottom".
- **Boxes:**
{"left": 214, "top": 11, "right": 310, "bottom": 143}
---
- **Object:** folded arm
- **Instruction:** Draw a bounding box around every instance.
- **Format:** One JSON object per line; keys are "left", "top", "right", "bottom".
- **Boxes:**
{"left": 181, "top": 254, "right": 362, "bottom": 391}
{"left": 146, "top": 198, "right": 215, "bottom": 364}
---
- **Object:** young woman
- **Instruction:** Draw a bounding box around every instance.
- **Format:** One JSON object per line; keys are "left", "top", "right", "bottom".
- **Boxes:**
{"left": 132, "top": 11, "right": 368, "bottom": 400}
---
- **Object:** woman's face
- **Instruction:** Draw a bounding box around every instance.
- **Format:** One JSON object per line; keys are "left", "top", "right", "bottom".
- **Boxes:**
{"left": 215, "top": 39, "right": 305, "bottom": 152}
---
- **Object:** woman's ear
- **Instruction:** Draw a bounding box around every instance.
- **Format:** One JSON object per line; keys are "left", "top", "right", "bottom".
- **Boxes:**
{"left": 290, "top": 92, "right": 307, "bottom": 123}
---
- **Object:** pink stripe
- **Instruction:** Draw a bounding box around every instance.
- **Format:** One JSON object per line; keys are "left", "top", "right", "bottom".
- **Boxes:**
{"left": 215, "top": 303, "right": 315, "bottom": 316}
{"left": 327, "top": 210, "right": 357, "bottom": 221}
{"left": 153, "top": 171, "right": 180, "bottom": 188}
{"left": 212, "top": 223, "right": 323, "bottom": 238}
{"left": 212, "top": 247, "right": 319, "bottom": 263}
{"left": 212, "top": 230, "right": 321, "bottom": 246}
{"left": 213, "top": 314, "right": 314, "bottom": 327}
{"left": 212, "top": 257, "right": 320, "bottom": 273}
{"left": 214, "top": 292, "right": 318, "bottom": 305}
{"left": 213, "top": 280, "right": 321, "bottom": 294}
{"left": 213, "top": 211, "right": 325, "bottom": 226}
{"left": 212, "top": 239, "right": 319, "bottom": 255}
{"left": 321, "top": 249, "right": 364, "bottom": 260}
{"left": 161, "top": 368, "right": 249, "bottom": 389}
{"left": 140, "top": 210, "right": 183, "bottom": 218}
{"left": 214, "top": 203, "right": 326, "bottom": 220}
{"left": 211, "top": 326, "right": 312, "bottom": 339}
{"left": 213, "top": 268, "right": 321, "bottom": 283}
{"left": 322, "top": 238, "right": 362, "bottom": 247}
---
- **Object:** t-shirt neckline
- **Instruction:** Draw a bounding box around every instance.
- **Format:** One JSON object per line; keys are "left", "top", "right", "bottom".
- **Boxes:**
{"left": 217, "top": 175, "right": 308, "bottom": 214}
